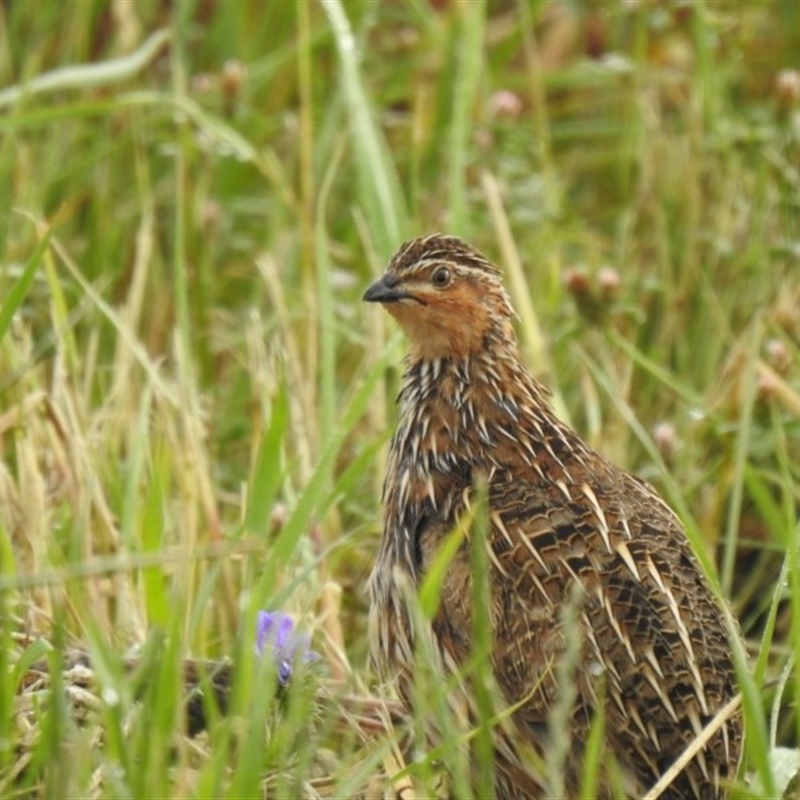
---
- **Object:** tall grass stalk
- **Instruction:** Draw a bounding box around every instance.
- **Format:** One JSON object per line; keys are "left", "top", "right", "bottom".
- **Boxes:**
{"left": 447, "top": 0, "right": 485, "bottom": 235}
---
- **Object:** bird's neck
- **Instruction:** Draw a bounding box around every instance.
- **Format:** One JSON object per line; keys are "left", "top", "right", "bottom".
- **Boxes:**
{"left": 395, "top": 343, "right": 591, "bottom": 479}
{"left": 378, "top": 344, "right": 593, "bottom": 581}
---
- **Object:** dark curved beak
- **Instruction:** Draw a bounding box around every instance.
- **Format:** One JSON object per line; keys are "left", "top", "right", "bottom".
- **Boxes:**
{"left": 363, "top": 273, "right": 414, "bottom": 304}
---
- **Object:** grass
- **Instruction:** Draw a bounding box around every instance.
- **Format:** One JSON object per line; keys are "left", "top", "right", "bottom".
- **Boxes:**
{"left": 2, "top": 0, "right": 800, "bottom": 796}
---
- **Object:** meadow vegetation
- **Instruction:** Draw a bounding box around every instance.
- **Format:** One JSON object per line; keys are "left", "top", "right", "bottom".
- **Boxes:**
{"left": 2, "top": 1, "right": 800, "bottom": 796}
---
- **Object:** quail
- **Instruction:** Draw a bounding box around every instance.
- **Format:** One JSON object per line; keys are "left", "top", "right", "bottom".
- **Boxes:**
{"left": 363, "top": 234, "right": 742, "bottom": 799}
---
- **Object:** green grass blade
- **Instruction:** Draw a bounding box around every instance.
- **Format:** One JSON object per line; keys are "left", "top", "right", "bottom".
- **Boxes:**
{"left": 469, "top": 481, "right": 496, "bottom": 799}
{"left": 244, "top": 384, "right": 289, "bottom": 535}
{"left": 320, "top": 0, "right": 408, "bottom": 252}
{"left": 0, "top": 29, "right": 170, "bottom": 108}
{"left": 0, "top": 227, "right": 52, "bottom": 344}
{"left": 257, "top": 344, "right": 393, "bottom": 603}
{"left": 448, "top": 1, "right": 485, "bottom": 235}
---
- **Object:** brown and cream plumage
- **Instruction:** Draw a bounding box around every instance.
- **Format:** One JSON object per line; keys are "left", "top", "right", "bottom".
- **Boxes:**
{"left": 364, "top": 234, "right": 742, "bottom": 799}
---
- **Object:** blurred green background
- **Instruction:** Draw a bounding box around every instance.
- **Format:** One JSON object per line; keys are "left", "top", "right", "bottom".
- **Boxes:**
{"left": 2, "top": 1, "right": 800, "bottom": 796}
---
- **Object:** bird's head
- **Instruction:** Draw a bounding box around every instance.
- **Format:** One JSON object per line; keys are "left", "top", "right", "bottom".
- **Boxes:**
{"left": 363, "top": 234, "right": 517, "bottom": 361}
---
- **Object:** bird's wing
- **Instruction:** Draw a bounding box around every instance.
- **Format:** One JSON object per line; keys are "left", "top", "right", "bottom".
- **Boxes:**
{"left": 484, "top": 468, "right": 739, "bottom": 791}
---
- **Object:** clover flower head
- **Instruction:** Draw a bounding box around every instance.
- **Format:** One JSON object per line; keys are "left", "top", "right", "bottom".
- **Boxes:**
{"left": 254, "top": 610, "right": 319, "bottom": 687}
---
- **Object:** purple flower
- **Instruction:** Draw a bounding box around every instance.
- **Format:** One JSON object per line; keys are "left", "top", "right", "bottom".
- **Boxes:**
{"left": 254, "top": 610, "right": 319, "bottom": 687}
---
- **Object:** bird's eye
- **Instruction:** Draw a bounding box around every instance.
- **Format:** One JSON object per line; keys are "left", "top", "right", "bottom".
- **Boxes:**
{"left": 432, "top": 266, "right": 452, "bottom": 288}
